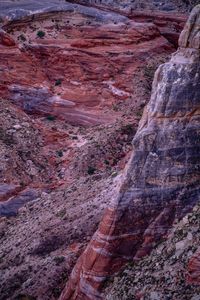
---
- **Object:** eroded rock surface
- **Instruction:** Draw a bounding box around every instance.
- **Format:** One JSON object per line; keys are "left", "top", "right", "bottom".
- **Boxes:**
{"left": 60, "top": 5, "right": 200, "bottom": 300}
{"left": 105, "top": 203, "right": 200, "bottom": 300}
{"left": 0, "top": 1, "right": 198, "bottom": 300}
{"left": 0, "top": 29, "right": 15, "bottom": 46}
{"left": 0, "top": 2, "right": 178, "bottom": 126}
{"left": 67, "top": 0, "right": 197, "bottom": 13}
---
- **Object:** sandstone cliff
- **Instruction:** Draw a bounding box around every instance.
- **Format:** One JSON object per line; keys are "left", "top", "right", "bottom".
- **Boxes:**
{"left": 0, "top": 2, "right": 183, "bottom": 299}
{"left": 60, "top": 5, "right": 200, "bottom": 300}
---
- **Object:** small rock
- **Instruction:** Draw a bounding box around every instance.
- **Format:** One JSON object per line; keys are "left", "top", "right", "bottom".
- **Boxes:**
{"left": 150, "top": 291, "right": 162, "bottom": 300}
{"left": 191, "top": 295, "right": 200, "bottom": 300}
{"left": 186, "top": 232, "right": 193, "bottom": 241}
{"left": 13, "top": 124, "right": 22, "bottom": 130}
{"left": 175, "top": 240, "right": 186, "bottom": 251}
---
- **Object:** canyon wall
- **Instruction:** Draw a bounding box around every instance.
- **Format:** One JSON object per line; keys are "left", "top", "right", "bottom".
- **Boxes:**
{"left": 60, "top": 5, "right": 200, "bottom": 300}
{"left": 0, "top": 2, "right": 178, "bottom": 127}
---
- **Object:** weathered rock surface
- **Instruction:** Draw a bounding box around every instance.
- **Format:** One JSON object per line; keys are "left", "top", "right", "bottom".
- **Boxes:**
{"left": 1, "top": 0, "right": 177, "bottom": 204}
{"left": 67, "top": 0, "right": 197, "bottom": 13}
{"left": 60, "top": 5, "right": 200, "bottom": 300}
{"left": 0, "top": 2, "right": 177, "bottom": 297}
{"left": 0, "top": 29, "right": 15, "bottom": 46}
{"left": 0, "top": 100, "right": 54, "bottom": 188}
{"left": 0, "top": 1, "right": 182, "bottom": 126}
{"left": 0, "top": 171, "right": 117, "bottom": 300}
{"left": 1, "top": 1, "right": 198, "bottom": 299}
{"left": 188, "top": 246, "right": 200, "bottom": 286}
{"left": 105, "top": 203, "right": 200, "bottom": 299}
{"left": 0, "top": 184, "right": 20, "bottom": 202}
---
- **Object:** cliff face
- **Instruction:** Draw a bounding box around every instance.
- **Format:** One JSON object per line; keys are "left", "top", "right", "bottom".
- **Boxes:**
{"left": 60, "top": 5, "right": 200, "bottom": 300}
{"left": 0, "top": 2, "right": 186, "bottom": 299}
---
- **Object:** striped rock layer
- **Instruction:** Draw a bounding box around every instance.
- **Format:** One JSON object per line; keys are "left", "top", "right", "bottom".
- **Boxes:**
{"left": 60, "top": 5, "right": 200, "bottom": 300}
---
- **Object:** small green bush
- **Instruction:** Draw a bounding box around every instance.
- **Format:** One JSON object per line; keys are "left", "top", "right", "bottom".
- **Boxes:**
{"left": 104, "top": 159, "right": 110, "bottom": 165}
{"left": 71, "top": 135, "right": 78, "bottom": 140}
{"left": 57, "top": 150, "right": 63, "bottom": 157}
{"left": 46, "top": 115, "right": 56, "bottom": 121}
{"left": 87, "top": 166, "right": 96, "bottom": 175}
{"left": 37, "top": 30, "right": 45, "bottom": 38}
{"left": 121, "top": 124, "right": 135, "bottom": 135}
{"left": 54, "top": 256, "right": 65, "bottom": 265}
{"left": 55, "top": 79, "right": 62, "bottom": 86}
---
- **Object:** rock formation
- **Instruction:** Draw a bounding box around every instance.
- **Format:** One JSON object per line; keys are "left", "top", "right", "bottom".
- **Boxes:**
{"left": 0, "top": 30, "right": 15, "bottom": 46}
{"left": 1, "top": 1, "right": 200, "bottom": 299}
{"left": 105, "top": 202, "right": 200, "bottom": 299}
{"left": 67, "top": 0, "right": 195, "bottom": 13}
{"left": 60, "top": 5, "right": 200, "bottom": 300}
{"left": 0, "top": 1, "right": 184, "bottom": 127}
{"left": 188, "top": 247, "right": 200, "bottom": 286}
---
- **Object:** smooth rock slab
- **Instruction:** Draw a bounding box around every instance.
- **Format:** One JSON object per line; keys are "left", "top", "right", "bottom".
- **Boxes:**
{"left": 0, "top": 183, "right": 20, "bottom": 202}
{"left": 0, "top": 188, "right": 42, "bottom": 216}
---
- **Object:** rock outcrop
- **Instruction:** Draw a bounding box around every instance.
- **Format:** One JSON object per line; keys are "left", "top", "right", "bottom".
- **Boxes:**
{"left": 0, "top": 30, "right": 15, "bottom": 46}
{"left": 0, "top": 1, "right": 182, "bottom": 126}
{"left": 105, "top": 203, "right": 200, "bottom": 299}
{"left": 188, "top": 247, "right": 200, "bottom": 286}
{"left": 60, "top": 5, "right": 200, "bottom": 300}
{"left": 67, "top": 0, "right": 195, "bottom": 13}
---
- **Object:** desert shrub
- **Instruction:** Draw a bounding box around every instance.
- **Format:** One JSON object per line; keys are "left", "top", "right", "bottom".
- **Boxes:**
{"left": 120, "top": 124, "right": 135, "bottom": 136}
{"left": 14, "top": 293, "right": 36, "bottom": 300}
{"left": 37, "top": 30, "right": 45, "bottom": 38}
{"left": 56, "top": 150, "right": 63, "bottom": 157}
{"left": 104, "top": 159, "right": 110, "bottom": 165}
{"left": 182, "top": 0, "right": 200, "bottom": 7}
{"left": 143, "top": 63, "right": 157, "bottom": 92}
{"left": 18, "top": 34, "right": 26, "bottom": 42}
{"left": 0, "top": 128, "right": 15, "bottom": 146}
{"left": 87, "top": 166, "right": 96, "bottom": 175}
{"left": 46, "top": 115, "right": 56, "bottom": 121}
{"left": 53, "top": 256, "right": 65, "bottom": 265}
{"left": 55, "top": 79, "right": 62, "bottom": 86}
{"left": 31, "top": 235, "right": 66, "bottom": 256}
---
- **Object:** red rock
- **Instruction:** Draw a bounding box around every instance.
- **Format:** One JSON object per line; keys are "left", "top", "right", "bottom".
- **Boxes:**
{"left": 187, "top": 247, "right": 200, "bottom": 285}
{"left": 0, "top": 30, "right": 16, "bottom": 46}
{"left": 0, "top": 9, "right": 177, "bottom": 126}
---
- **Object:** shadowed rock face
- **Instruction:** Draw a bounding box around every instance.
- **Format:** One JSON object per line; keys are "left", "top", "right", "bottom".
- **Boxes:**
{"left": 60, "top": 5, "right": 200, "bottom": 300}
